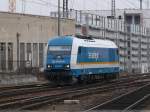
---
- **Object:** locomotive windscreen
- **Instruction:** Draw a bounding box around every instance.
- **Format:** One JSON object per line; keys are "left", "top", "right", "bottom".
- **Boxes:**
{"left": 48, "top": 46, "right": 72, "bottom": 55}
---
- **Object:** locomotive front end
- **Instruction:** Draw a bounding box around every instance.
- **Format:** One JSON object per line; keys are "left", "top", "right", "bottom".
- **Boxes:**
{"left": 46, "top": 45, "right": 71, "bottom": 71}
{"left": 44, "top": 36, "right": 73, "bottom": 83}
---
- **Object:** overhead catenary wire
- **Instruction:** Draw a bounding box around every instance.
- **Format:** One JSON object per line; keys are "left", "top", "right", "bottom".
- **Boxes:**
{"left": 18, "top": 0, "right": 143, "bottom": 12}
{"left": 14, "top": 0, "right": 150, "bottom": 16}
{"left": 26, "top": 0, "right": 58, "bottom": 7}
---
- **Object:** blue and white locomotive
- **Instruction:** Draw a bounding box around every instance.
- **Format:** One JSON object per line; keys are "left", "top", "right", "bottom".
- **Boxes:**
{"left": 44, "top": 35, "right": 119, "bottom": 83}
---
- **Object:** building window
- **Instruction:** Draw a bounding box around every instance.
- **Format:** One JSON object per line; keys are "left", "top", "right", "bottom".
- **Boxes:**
{"left": 8, "top": 43, "right": 13, "bottom": 71}
{"left": 39, "top": 43, "right": 43, "bottom": 67}
{"left": 27, "top": 43, "right": 31, "bottom": 61}
{"left": 0, "top": 43, "right": 6, "bottom": 71}
{"left": 125, "top": 15, "right": 132, "bottom": 24}
{"left": 20, "top": 43, "right": 25, "bottom": 69}
{"left": 134, "top": 15, "right": 141, "bottom": 25}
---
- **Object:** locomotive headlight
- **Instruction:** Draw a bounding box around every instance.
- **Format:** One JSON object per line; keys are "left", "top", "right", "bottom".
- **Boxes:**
{"left": 47, "top": 65, "right": 52, "bottom": 68}
{"left": 65, "top": 64, "right": 70, "bottom": 69}
{"left": 66, "top": 64, "right": 70, "bottom": 68}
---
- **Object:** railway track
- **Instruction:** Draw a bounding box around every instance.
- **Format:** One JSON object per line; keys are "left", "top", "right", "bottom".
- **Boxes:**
{"left": 0, "top": 81, "right": 144, "bottom": 110}
{"left": 0, "top": 72, "right": 148, "bottom": 93}
{"left": 123, "top": 94, "right": 150, "bottom": 111}
{"left": 0, "top": 73, "right": 149, "bottom": 110}
{"left": 0, "top": 83, "right": 56, "bottom": 98}
{"left": 84, "top": 83, "right": 150, "bottom": 112}
{"left": 0, "top": 72, "right": 147, "bottom": 90}
{"left": 0, "top": 82, "right": 50, "bottom": 91}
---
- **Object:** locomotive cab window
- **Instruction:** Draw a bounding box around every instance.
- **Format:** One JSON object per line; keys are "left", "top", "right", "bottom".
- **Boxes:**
{"left": 48, "top": 45, "right": 72, "bottom": 55}
{"left": 48, "top": 46, "right": 72, "bottom": 51}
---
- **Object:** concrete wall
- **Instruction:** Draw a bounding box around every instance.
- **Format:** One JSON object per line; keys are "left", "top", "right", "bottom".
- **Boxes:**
{"left": 0, "top": 12, "right": 75, "bottom": 72}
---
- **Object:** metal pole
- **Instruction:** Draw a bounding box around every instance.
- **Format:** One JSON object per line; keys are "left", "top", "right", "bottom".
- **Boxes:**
{"left": 139, "top": 25, "right": 142, "bottom": 73}
{"left": 0, "top": 44, "right": 1, "bottom": 71}
{"left": 148, "top": 29, "right": 150, "bottom": 72}
{"left": 111, "top": 0, "right": 116, "bottom": 18}
{"left": 16, "top": 32, "right": 20, "bottom": 73}
{"left": 63, "top": 0, "right": 68, "bottom": 18}
{"left": 140, "top": 0, "right": 142, "bottom": 10}
{"left": 85, "top": 13, "right": 89, "bottom": 37}
{"left": 58, "top": 0, "right": 60, "bottom": 36}
{"left": 103, "top": 17, "right": 106, "bottom": 39}
{"left": 124, "top": 11, "right": 126, "bottom": 72}
{"left": 63, "top": 0, "right": 65, "bottom": 17}
{"left": 66, "top": 0, "right": 68, "bottom": 18}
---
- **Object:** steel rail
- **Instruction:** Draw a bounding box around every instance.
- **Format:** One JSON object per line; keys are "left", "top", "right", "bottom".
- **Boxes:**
{"left": 0, "top": 82, "right": 50, "bottom": 91}
{"left": 0, "top": 73, "right": 149, "bottom": 110}
{"left": 18, "top": 80, "right": 148, "bottom": 110}
{"left": 122, "top": 94, "right": 150, "bottom": 111}
{"left": 84, "top": 83, "right": 150, "bottom": 112}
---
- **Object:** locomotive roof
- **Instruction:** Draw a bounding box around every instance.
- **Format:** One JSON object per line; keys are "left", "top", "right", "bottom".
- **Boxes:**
{"left": 74, "top": 36, "right": 117, "bottom": 48}
{"left": 48, "top": 36, "right": 118, "bottom": 48}
{"left": 48, "top": 36, "right": 73, "bottom": 45}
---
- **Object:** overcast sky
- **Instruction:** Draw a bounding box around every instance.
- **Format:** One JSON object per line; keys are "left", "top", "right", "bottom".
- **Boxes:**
{"left": 0, "top": 0, "right": 149, "bottom": 16}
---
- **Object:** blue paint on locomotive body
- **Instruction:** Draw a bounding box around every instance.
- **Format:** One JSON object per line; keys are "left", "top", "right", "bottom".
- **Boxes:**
{"left": 77, "top": 47, "right": 119, "bottom": 63}
{"left": 46, "top": 36, "right": 73, "bottom": 70}
{"left": 70, "top": 67, "right": 120, "bottom": 77}
{"left": 48, "top": 36, "right": 73, "bottom": 46}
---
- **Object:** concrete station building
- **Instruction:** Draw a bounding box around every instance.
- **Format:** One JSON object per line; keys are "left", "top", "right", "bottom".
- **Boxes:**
{"left": 0, "top": 12, "right": 75, "bottom": 73}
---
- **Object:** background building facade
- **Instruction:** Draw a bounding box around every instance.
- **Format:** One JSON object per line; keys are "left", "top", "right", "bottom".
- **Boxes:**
{"left": 0, "top": 12, "right": 75, "bottom": 73}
